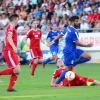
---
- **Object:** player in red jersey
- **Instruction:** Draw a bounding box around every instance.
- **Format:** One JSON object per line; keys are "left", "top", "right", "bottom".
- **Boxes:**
{"left": 24, "top": 20, "right": 44, "bottom": 76}
{"left": 50, "top": 58, "right": 67, "bottom": 86}
{"left": 0, "top": 14, "right": 20, "bottom": 92}
{"left": 51, "top": 59, "right": 100, "bottom": 87}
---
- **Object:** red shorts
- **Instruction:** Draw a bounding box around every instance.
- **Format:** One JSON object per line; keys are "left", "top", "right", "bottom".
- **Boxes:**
{"left": 30, "top": 47, "right": 43, "bottom": 59}
{"left": 3, "top": 49, "right": 20, "bottom": 68}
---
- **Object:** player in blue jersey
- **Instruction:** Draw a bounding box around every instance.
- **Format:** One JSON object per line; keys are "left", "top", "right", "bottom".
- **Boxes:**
{"left": 43, "top": 24, "right": 61, "bottom": 67}
{"left": 48, "top": 16, "right": 93, "bottom": 71}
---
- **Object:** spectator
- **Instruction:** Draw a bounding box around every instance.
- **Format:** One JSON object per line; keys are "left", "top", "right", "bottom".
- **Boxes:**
{"left": 84, "top": 4, "right": 92, "bottom": 13}
{"left": 76, "top": 5, "right": 83, "bottom": 15}
{"left": 20, "top": 7, "right": 27, "bottom": 19}
{"left": 0, "top": 22, "right": 5, "bottom": 36}
{"left": 33, "top": 5, "right": 43, "bottom": 19}
{"left": 0, "top": 39, "right": 5, "bottom": 65}
{"left": 80, "top": 19, "right": 90, "bottom": 32}
{"left": 41, "top": 19, "right": 47, "bottom": 34}
{"left": 0, "top": 13, "right": 9, "bottom": 27}
{"left": 41, "top": 0, "right": 48, "bottom": 7}
{"left": 0, "top": 0, "right": 99, "bottom": 38}
{"left": 41, "top": 5, "right": 48, "bottom": 15}
{"left": 94, "top": 19, "right": 100, "bottom": 32}
{"left": 54, "top": 4, "right": 62, "bottom": 17}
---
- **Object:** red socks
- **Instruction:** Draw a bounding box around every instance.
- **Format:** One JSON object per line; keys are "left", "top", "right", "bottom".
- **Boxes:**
{"left": 8, "top": 74, "right": 18, "bottom": 90}
{"left": 31, "top": 63, "right": 37, "bottom": 76}
{"left": 0, "top": 68, "right": 18, "bottom": 90}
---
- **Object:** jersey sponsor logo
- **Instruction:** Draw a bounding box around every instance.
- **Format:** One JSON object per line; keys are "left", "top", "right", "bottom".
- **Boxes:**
{"left": 34, "top": 35, "right": 39, "bottom": 38}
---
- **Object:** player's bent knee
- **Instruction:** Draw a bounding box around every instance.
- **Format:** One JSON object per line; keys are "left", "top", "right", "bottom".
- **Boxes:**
{"left": 87, "top": 55, "right": 91, "bottom": 60}
{"left": 82, "top": 52, "right": 91, "bottom": 60}
{"left": 34, "top": 58, "right": 39, "bottom": 64}
{"left": 14, "top": 65, "right": 21, "bottom": 74}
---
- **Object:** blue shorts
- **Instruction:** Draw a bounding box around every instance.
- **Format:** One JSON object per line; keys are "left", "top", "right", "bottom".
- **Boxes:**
{"left": 63, "top": 49, "right": 84, "bottom": 67}
{"left": 50, "top": 45, "right": 59, "bottom": 56}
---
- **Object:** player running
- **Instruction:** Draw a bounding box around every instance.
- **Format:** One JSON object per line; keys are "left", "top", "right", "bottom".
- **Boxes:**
{"left": 49, "top": 16, "right": 93, "bottom": 71}
{"left": 51, "top": 59, "right": 100, "bottom": 87}
{"left": 24, "top": 20, "right": 44, "bottom": 76}
{"left": 43, "top": 24, "right": 60, "bottom": 67}
{"left": 0, "top": 14, "right": 20, "bottom": 92}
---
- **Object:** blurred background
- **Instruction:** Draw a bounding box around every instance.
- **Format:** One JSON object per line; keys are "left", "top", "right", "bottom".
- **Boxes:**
{"left": 0, "top": 0, "right": 100, "bottom": 65}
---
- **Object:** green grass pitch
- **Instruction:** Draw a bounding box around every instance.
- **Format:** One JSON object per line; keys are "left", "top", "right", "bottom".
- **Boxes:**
{"left": 0, "top": 63, "right": 100, "bottom": 100}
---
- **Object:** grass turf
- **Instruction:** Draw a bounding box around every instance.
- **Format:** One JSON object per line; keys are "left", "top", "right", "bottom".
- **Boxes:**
{"left": 0, "top": 63, "right": 100, "bottom": 100}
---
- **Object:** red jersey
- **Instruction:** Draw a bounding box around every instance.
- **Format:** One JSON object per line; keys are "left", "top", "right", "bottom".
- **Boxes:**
{"left": 52, "top": 67, "right": 66, "bottom": 79}
{"left": 5, "top": 24, "right": 18, "bottom": 50}
{"left": 52, "top": 68, "right": 94, "bottom": 86}
{"left": 63, "top": 74, "right": 94, "bottom": 86}
{"left": 27, "top": 29, "right": 42, "bottom": 48}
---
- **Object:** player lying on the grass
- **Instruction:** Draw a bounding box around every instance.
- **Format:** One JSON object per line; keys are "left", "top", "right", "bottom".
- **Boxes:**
{"left": 51, "top": 59, "right": 100, "bottom": 87}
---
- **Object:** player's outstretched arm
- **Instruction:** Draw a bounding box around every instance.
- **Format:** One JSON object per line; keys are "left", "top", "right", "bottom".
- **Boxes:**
{"left": 75, "top": 40, "right": 93, "bottom": 47}
{"left": 48, "top": 34, "right": 63, "bottom": 46}
{"left": 50, "top": 77, "right": 56, "bottom": 86}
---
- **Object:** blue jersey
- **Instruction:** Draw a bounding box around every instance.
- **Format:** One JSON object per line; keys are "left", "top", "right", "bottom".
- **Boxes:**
{"left": 61, "top": 25, "right": 79, "bottom": 53}
{"left": 47, "top": 30, "right": 60, "bottom": 55}
{"left": 47, "top": 30, "right": 60, "bottom": 47}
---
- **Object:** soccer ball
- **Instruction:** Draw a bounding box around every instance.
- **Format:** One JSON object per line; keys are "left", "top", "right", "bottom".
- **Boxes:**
{"left": 65, "top": 71, "right": 75, "bottom": 81}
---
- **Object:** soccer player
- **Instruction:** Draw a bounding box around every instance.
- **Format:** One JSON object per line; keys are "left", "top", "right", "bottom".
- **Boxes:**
{"left": 0, "top": 14, "right": 20, "bottom": 92}
{"left": 49, "top": 16, "right": 93, "bottom": 71}
{"left": 50, "top": 58, "right": 66, "bottom": 86}
{"left": 43, "top": 24, "right": 60, "bottom": 67}
{"left": 51, "top": 59, "right": 100, "bottom": 87}
{"left": 24, "top": 20, "right": 43, "bottom": 76}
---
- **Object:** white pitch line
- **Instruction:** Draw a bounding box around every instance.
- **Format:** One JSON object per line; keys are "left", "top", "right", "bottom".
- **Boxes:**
{"left": 0, "top": 94, "right": 56, "bottom": 99}
{"left": 0, "top": 94, "right": 100, "bottom": 99}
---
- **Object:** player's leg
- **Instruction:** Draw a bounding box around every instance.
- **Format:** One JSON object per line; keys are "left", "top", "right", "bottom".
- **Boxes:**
{"left": 31, "top": 58, "right": 38, "bottom": 76}
{"left": 43, "top": 47, "right": 58, "bottom": 66}
{"left": 29, "top": 59, "right": 33, "bottom": 68}
{"left": 93, "top": 80, "right": 100, "bottom": 85}
{"left": 43, "top": 50, "right": 54, "bottom": 65}
{"left": 43, "top": 57, "right": 53, "bottom": 65}
{"left": 0, "top": 51, "right": 15, "bottom": 75}
{"left": 52, "top": 55, "right": 60, "bottom": 68}
{"left": 30, "top": 48, "right": 38, "bottom": 76}
{"left": 37, "top": 48, "right": 46, "bottom": 68}
{"left": 52, "top": 46, "right": 59, "bottom": 61}
{"left": 7, "top": 64, "right": 20, "bottom": 92}
{"left": 7, "top": 51, "right": 20, "bottom": 92}
{"left": 2, "top": 50, "right": 20, "bottom": 91}
{"left": 74, "top": 49, "right": 91, "bottom": 66}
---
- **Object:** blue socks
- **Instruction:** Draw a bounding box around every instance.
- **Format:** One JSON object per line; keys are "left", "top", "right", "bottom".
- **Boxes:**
{"left": 74, "top": 57, "right": 90, "bottom": 66}
{"left": 56, "top": 70, "right": 68, "bottom": 84}
{"left": 43, "top": 58, "right": 53, "bottom": 64}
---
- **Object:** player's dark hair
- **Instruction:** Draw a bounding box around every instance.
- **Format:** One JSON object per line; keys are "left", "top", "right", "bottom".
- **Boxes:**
{"left": 9, "top": 14, "right": 19, "bottom": 21}
{"left": 69, "top": 16, "right": 79, "bottom": 22}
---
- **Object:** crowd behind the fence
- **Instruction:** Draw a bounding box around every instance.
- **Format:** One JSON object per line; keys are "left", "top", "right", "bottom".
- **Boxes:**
{"left": 0, "top": 0, "right": 100, "bottom": 37}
